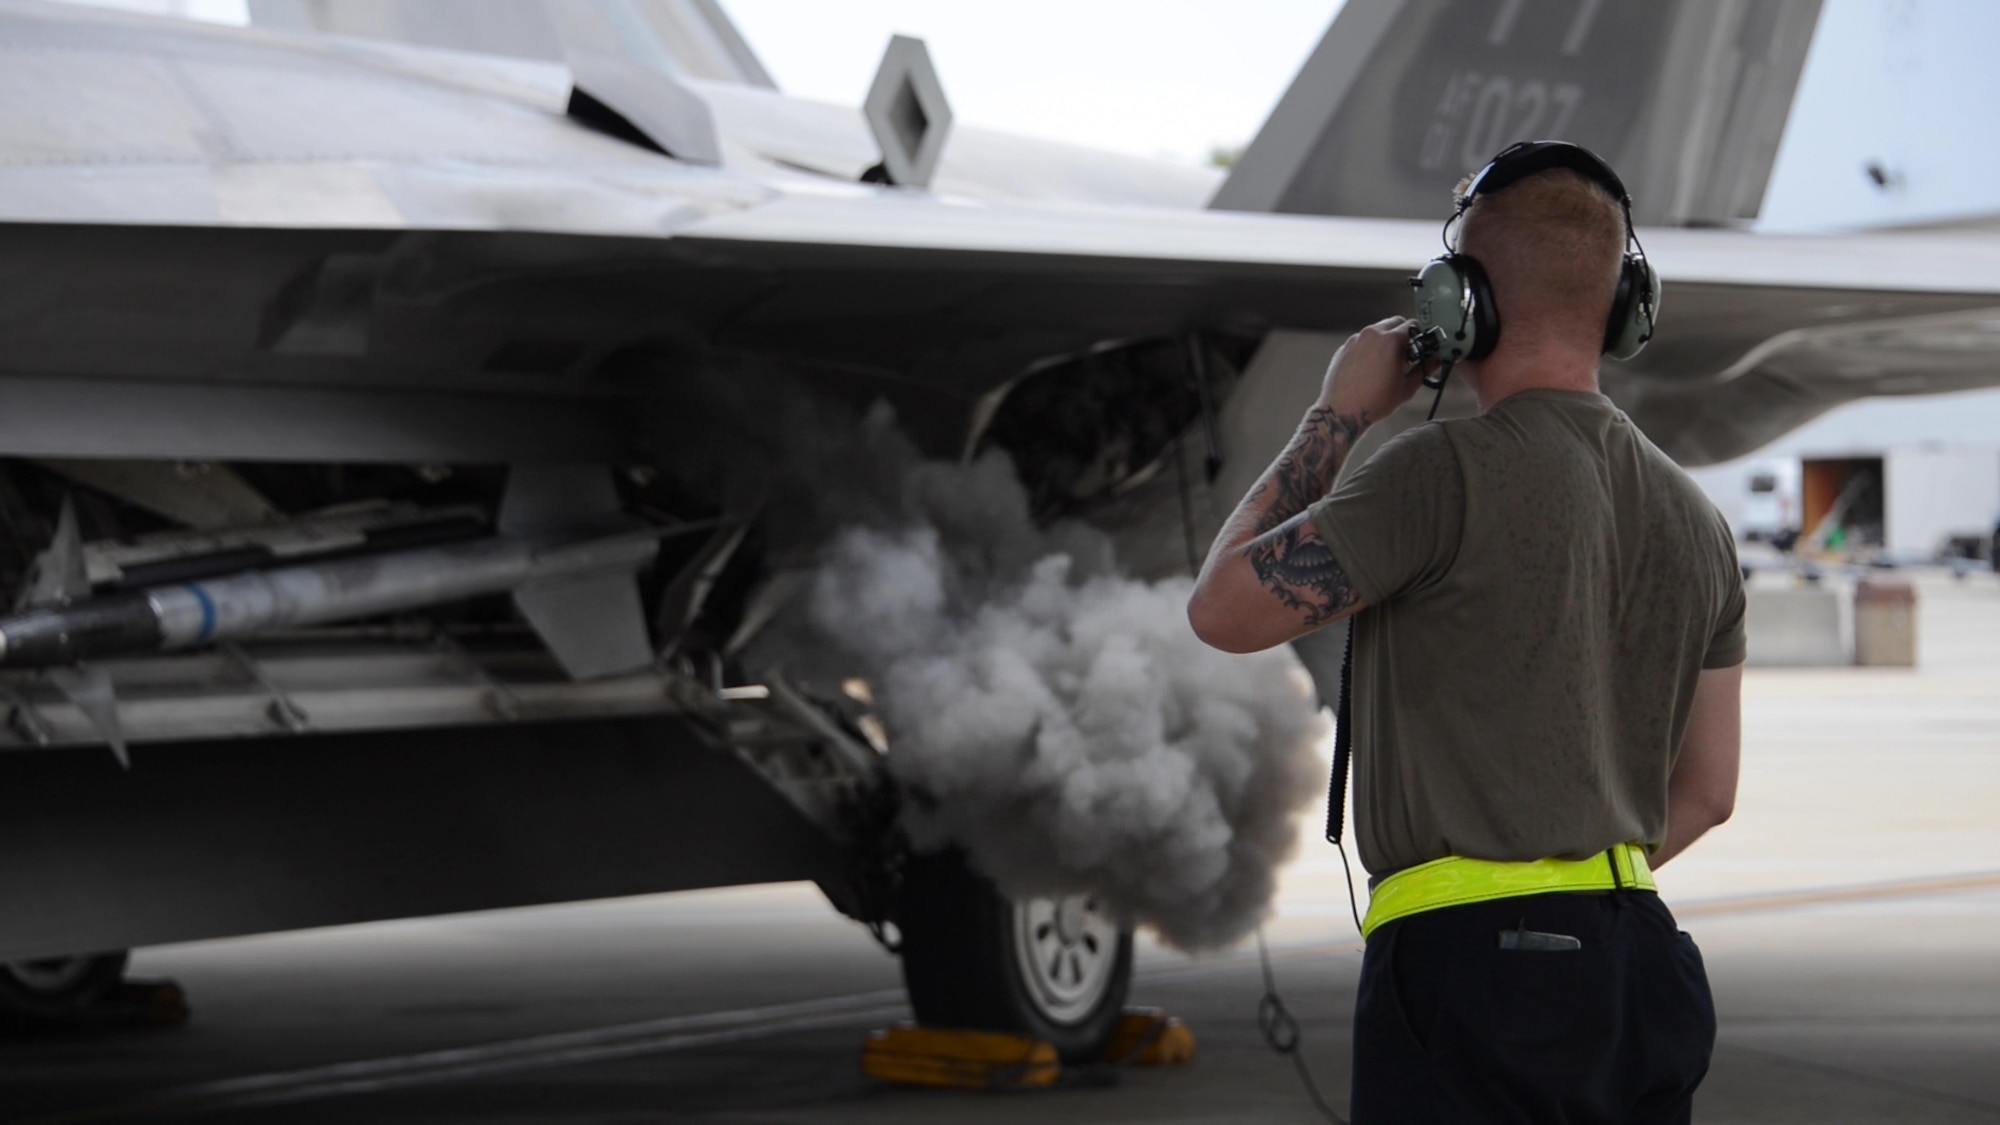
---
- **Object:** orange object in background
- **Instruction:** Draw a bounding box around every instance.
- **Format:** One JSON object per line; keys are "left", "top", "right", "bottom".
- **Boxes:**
{"left": 1802, "top": 458, "right": 1856, "bottom": 545}
{"left": 1801, "top": 457, "right": 1886, "bottom": 552}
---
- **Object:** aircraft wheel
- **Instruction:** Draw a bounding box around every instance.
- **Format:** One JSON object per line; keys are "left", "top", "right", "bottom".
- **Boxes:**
{"left": 0, "top": 951, "right": 128, "bottom": 1019}
{"left": 897, "top": 850, "right": 1132, "bottom": 1062}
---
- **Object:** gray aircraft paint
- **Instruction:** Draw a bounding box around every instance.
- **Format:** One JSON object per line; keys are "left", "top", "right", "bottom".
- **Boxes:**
{"left": 0, "top": 0, "right": 1996, "bottom": 969}
{"left": 0, "top": 0, "right": 1993, "bottom": 486}
{"left": 1212, "top": 0, "right": 1822, "bottom": 228}
{"left": 247, "top": 0, "right": 778, "bottom": 88}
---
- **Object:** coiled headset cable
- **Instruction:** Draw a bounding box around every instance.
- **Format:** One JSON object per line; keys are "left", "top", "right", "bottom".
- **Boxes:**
{"left": 1255, "top": 621, "right": 1367, "bottom": 1125}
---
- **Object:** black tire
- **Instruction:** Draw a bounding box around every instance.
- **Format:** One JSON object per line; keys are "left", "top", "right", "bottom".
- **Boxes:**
{"left": 0, "top": 951, "right": 128, "bottom": 1020}
{"left": 897, "top": 850, "right": 1132, "bottom": 1063}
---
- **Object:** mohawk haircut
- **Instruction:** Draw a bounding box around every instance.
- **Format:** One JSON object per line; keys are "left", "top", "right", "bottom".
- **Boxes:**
{"left": 1454, "top": 168, "right": 1629, "bottom": 349}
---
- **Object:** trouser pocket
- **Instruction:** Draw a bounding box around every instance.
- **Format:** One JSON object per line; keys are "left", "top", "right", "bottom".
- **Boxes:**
{"left": 1357, "top": 924, "right": 1432, "bottom": 1053}
{"left": 1351, "top": 923, "right": 1446, "bottom": 1124}
{"left": 1668, "top": 930, "right": 1718, "bottom": 1077}
{"left": 1623, "top": 921, "right": 1718, "bottom": 1124}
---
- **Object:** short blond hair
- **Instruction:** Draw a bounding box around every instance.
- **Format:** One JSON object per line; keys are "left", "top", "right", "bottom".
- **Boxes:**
{"left": 1454, "top": 169, "right": 1628, "bottom": 349}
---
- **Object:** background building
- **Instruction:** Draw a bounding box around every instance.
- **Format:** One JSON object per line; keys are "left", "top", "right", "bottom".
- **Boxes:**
{"left": 1688, "top": 387, "right": 2000, "bottom": 562}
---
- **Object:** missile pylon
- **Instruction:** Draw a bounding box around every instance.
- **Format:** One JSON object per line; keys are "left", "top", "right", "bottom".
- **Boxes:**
{"left": 0, "top": 529, "right": 660, "bottom": 670}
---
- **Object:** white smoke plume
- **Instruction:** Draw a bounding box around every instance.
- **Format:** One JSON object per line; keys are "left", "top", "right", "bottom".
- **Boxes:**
{"left": 779, "top": 413, "right": 1328, "bottom": 953}
{"left": 642, "top": 376, "right": 1327, "bottom": 952}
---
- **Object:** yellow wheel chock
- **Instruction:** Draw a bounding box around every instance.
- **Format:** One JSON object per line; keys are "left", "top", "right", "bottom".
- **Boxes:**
{"left": 861, "top": 1008, "right": 1195, "bottom": 1090}
{"left": 861, "top": 1024, "right": 1062, "bottom": 1090}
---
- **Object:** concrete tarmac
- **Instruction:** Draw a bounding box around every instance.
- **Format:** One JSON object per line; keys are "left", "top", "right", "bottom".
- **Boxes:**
{"left": 3, "top": 572, "right": 1998, "bottom": 1123}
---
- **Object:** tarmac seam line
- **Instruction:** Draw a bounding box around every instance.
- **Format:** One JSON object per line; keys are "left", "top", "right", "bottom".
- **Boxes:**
{"left": 1675, "top": 870, "right": 2000, "bottom": 919}
{"left": 6, "top": 994, "right": 910, "bottom": 1124}
{"left": 1719, "top": 1040, "right": 2000, "bottom": 1119}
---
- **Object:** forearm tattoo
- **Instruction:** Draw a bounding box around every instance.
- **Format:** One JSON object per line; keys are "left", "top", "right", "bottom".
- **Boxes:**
{"left": 1251, "top": 407, "right": 1366, "bottom": 533}
{"left": 1242, "top": 406, "right": 1368, "bottom": 625}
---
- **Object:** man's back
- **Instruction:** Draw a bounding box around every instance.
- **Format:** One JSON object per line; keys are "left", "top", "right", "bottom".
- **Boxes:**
{"left": 1312, "top": 389, "right": 1746, "bottom": 875}
{"left": 1188, "top": 146, "right": 1740, "bottom": 1123}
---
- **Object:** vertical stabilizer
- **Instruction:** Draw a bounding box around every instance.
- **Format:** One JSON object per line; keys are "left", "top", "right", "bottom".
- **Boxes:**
{"left": 1211, "top": 0, "right": 1823, "bottom": 227}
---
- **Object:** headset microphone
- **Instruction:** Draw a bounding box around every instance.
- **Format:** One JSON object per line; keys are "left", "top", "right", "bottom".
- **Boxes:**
{"left": 1405, "top": 323, "right": 1446, "bottom": 374}
{"left": 1403, "top": 321, "right": 1452, "bottom": 420}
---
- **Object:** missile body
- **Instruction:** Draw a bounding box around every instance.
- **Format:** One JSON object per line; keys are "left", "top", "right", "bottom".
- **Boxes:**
{"left": 0, "top": 530, "right": 659, "bottom": 668}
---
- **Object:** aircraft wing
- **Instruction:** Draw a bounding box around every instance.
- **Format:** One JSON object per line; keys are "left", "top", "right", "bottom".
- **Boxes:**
{"left": 677, "top": 201, "right": 2000, "bottom": 467}
{"left": 1, "top": 0, "right": 1998, "bottom": 477}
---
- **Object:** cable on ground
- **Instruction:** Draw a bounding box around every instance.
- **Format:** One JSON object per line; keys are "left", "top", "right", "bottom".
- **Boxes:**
{"left": 1255, "top": 928, "right": 1349, "bottom": 1125}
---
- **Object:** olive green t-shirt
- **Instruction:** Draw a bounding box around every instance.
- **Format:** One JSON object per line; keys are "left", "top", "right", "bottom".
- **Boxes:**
{"left": 1306, "top": 390, "right": 1745, "bottom": 876}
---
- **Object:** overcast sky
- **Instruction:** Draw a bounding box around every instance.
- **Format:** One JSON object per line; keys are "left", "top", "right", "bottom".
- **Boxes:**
{"left": 726, "top": 0, "right": 2000, "bottom": 232}
{"left": 53, "top": 0, "right": 2000, "bottom": 232}
{"left": 726, "top": 0, "right": 1331, "bottom": 168}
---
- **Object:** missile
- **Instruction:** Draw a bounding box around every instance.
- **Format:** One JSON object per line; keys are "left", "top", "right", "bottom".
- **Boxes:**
{"left": 0, "top": 529, "right": 660, "bottom": 670}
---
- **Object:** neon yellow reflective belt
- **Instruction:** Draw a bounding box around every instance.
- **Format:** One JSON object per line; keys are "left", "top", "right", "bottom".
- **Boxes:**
{"left": 1360, "top": 843, "right": 1656, "bottom": 940}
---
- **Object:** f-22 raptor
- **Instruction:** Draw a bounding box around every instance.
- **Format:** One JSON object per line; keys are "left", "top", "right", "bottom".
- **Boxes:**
{"left": 0, "top": 0, "right": 1993, "bottom": 1057}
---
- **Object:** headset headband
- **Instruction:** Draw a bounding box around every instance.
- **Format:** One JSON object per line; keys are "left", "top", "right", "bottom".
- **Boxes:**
{"left": 1459, "top": 140, "right": 1632, "bottom": 214}
{"left": 1413, "top": 140, "right": 1658, "bottom": 377}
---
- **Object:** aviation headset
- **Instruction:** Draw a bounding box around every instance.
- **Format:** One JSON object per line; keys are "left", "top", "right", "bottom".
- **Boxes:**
{"left": 1408, "top": 140, "right": 1661, "bottom": 382}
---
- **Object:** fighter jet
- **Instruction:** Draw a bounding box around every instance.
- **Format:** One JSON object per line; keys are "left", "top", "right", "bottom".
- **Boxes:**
{"left": 1, "top": 0, "right": 1996, "bottom": 1059}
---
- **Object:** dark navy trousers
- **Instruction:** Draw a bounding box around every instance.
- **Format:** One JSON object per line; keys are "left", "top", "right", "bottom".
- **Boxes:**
{"left": 1350, "top": 890, "right": 1716, "bottom": 1124}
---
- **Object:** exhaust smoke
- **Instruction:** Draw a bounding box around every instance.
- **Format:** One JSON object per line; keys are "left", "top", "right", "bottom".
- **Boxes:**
{"left": 808, "top": 526, "right": 1325, "bottom": 952}
{"left": 648, "top": 379, "right": 1327, "bottom": 952}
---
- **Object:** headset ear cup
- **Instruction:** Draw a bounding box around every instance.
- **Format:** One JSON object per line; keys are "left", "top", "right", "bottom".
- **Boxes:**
{"left": 1411, "top": 254, "right": 1500, "bottom": 363}
{"left": 1457, "top": 256, "right": 1499, "bottom": 362}
{"left": 1603, "top": 260, "right": 1635, "bottom": 354}
{"left": 1412, "top": 256, "right": 1472, "bottom": 363}
{"left": 1604, "top": 255, "right": 1660, "bottom": 360}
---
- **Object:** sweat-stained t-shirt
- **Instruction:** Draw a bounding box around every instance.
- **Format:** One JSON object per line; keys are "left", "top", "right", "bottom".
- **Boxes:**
{"left": 1306, "top": 389, "right": 1746, "bottom": 877}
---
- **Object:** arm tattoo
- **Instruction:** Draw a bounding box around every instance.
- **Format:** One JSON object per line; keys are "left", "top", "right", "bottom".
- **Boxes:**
{"left": 1246, "top": 511, "right": 1363, "bottom": 627}
{"left": 1250, "top": 406, "right": 1367, "bottom": 534}
{"left": 1196, "top": 402, "right": 1369, "bottom": 639}
{"left": 1231, "top": 406, "right": 1368, "bottom": 627}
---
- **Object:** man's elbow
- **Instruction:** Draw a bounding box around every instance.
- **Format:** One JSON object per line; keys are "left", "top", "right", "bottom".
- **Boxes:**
{"left": 1687, "top": 781, "right": 1736, "bottom": 834}
{"left": 1186, "top": 595, "right": 1258, "bottom": 654}
{"left": 1706, "top": 788, "right": 1736, "bottom": 828}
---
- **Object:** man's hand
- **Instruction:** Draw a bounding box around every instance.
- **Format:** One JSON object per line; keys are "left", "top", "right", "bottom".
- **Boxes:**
{"left": 1319, "top": 317, "right": 1431, "bottom": 423}
{"left": 1188, "top": 321, "right": 1426, "bottom": 653}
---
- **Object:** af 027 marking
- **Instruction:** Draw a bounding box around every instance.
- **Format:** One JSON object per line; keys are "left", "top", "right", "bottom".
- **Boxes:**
{"left": 1419, "top": 73, "right": 1584, "bottom": 172}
